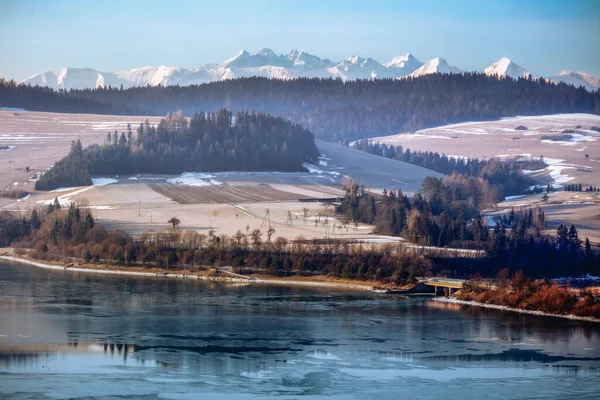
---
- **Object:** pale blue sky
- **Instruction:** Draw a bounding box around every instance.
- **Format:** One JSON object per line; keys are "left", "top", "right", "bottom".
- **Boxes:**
{"left": 1, "top": 0, "right": 599, "bottom": 81}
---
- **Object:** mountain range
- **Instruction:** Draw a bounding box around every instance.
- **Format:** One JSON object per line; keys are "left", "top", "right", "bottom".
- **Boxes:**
{"left": 19, "top": 49, "right": 600, "bottom": 92}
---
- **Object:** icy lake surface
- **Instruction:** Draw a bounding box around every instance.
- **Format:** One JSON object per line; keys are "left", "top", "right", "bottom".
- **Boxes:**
{"left": 1, "top": 260, "right": 599, "bottom": 399}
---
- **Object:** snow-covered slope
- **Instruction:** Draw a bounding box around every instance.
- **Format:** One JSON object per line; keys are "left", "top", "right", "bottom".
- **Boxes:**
{"left": 550, "top": 70, "right": 600, "bottom": 92}
{"left": 484, "top": 57, "right": 532, "bottom": 79}
{"left": 18, "top": 49, "right": 599, "bottom": 91}
{"left": 409, "top": 58, "right": 462, "bottom": 77}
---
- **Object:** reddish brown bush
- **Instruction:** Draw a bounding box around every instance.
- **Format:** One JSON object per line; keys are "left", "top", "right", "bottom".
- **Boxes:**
{"left": 458, "top": 273, "right": 599, "bottom": 318}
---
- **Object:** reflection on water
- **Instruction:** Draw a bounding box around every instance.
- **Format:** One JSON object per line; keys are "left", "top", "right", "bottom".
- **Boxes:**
{"left": 0, "top": 261, "right": 599, "bottom": 399}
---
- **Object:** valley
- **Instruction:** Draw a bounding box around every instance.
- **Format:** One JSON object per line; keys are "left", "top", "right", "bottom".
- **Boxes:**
{"left": 0, "top": 110, "right": 437, "bottom": 243}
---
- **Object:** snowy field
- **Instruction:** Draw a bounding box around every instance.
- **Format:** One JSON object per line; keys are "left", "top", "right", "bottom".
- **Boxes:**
{"left": 0, "top": 110, "right": 163, "bottom": 193}
{"left": 371, "top": 114, "right": 600, "bottom": 187}
{"left": 0, "top": 110, "right": 440, "bottom": 242}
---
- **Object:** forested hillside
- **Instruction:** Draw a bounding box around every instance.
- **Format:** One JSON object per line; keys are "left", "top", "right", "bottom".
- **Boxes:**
{"left": 35, "top": 110, "right": 319, "bottom": 190}
{"left": 352, "top": 139, "right": 540, "bottom": 196}
{"left": 4, "top": 74, "right": 600, "bottom": 142}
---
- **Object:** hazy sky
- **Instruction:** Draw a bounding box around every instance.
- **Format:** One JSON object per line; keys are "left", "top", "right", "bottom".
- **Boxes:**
{"left": 1, "top": 0, "right": 599, "bottom": 81}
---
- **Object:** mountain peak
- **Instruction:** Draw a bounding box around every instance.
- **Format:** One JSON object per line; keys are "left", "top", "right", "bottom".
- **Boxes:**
{"left": 550, "top": 70, "right": 600, "bottom": 91}
{"left": 485, "top": 57, "right": 531, "bottom": 79}
{"left": 557, "top": 69, "right": 572, "bottom": 76}
{"left": 409, "top": 58, "right": 462, "bottom": 77}
{"left": 345, "top": 55, "right": 362, "bottom": 64}
{"left": 257, "top": 48, "right": 276, "bottom": 57}
{"left": 223, "top": 50, "right": 251, "bottom": 67}
{"left": 384, "top": 53, "right": 423, "bottom": 76}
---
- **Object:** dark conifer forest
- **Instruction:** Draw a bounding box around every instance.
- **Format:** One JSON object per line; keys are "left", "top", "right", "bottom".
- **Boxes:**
{"left": 3, "top": 74, "right": 600, "bottom": 142}
{"left": 0, "top": 78, "right": 132, "bottom": 114}
{"left": 35, "top": 109, "right": 319, "bottom": 190}
{"left": 337, "top": 179, "right": 598, "bottom": 278}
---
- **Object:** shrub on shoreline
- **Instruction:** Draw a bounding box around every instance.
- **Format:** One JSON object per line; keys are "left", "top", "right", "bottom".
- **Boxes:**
{"left": 458, "top": 272, "right": 600, "bottom": 318}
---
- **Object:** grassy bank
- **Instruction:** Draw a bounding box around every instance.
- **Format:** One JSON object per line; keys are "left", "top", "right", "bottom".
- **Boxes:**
{"left": 0, "top": 249, "right": 384, "bottom": 292}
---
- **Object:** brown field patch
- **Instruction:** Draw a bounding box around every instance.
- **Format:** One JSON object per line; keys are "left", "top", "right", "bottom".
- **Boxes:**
{"left": 148, "top": 182, "right": 311, "bottom": 204}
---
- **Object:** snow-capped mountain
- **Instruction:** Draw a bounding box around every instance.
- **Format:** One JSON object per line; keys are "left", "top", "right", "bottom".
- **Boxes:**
{"left": 327, "top": 56, "right": 394, "bottom": 80}
{"left": 384, "top": 53, "right": 423, "bottom": 76}
{"left": 287, "top": 49, "right": 334, "bottom": 70}
{"left": 17, "top": 49, "right": 599, "bottom": 92}
{"left": 550, "top": 70, "right": 600, "bottom": 92}
{"left": 484, "top": 57, "right": 532, "bottom": 79}
{"left": 24, "top": 68, "right": 131, "bottom": 90}
{"left": 409, "top": 58, "right": 462, "bottom": 77}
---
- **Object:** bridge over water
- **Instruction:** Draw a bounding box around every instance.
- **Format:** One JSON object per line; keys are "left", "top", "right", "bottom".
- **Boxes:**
{"left": 418, "top": 277, "right": 466, "bottom": 296}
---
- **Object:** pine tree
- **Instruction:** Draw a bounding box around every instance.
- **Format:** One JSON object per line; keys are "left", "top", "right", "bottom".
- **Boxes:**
{"left": 568, "top": 225, "right": 581, "bottom": 251}
{"left": 30, "top": 209, "right": 41, "bottom": 230}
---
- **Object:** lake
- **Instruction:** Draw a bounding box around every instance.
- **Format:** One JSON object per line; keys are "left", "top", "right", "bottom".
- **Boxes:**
{"left": 1, "top": 260, "right": 599, "bottom": 399}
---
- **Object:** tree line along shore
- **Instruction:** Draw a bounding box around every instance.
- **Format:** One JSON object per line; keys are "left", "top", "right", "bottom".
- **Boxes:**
{"left": 1, "top": 176, "right": 599, "bottom": 319}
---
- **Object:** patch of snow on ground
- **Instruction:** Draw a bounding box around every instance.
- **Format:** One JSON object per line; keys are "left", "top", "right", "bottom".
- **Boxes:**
{"left": 547, "top": 164, "right": 575, "bottom": 184}
{"left": 406, "top": 133, "right": 452, "bottom": 140}
{"left": 91, "top": 177, "right": 118, "bottom": 186}
{"left": 38, "top": 186, "right": 94, "bottom": 207}
{"left": 317, "top": 155, "right": 330, "bottom": 167}
{"left": 51, "top": 186, "right": 79, "bottom": 193}
{"left": 167, "top": 173, "right": 223, "bottom": 187}
{"left": 504, "top": 195, "right": 526, "bottom": 200}
{"left": 318, "top": 154, "right": 332, "bottom": 167}
{"left": 542, "top": 134, "right": 596, "bottom": 146}
{"left": 91, "top": 122, "right": 133, "bottom": 130}
{"left": 303, "top": 163, "right": 340, "bottom": 176}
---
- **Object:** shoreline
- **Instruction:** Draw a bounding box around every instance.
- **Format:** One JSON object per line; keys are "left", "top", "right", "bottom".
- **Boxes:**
{"left": 433, "top": 297, "right": 600, "bottom": 323}
{"left": 0, "top": 254, "right": 376, "bottom": 292}
{"left": 2, "top": 254, "right": 598, "bottom": 322}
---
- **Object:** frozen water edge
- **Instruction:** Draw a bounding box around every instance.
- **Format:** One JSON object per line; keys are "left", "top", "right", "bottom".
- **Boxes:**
{"left": 433, "top": 297, "right": 600, "bottom": 323}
